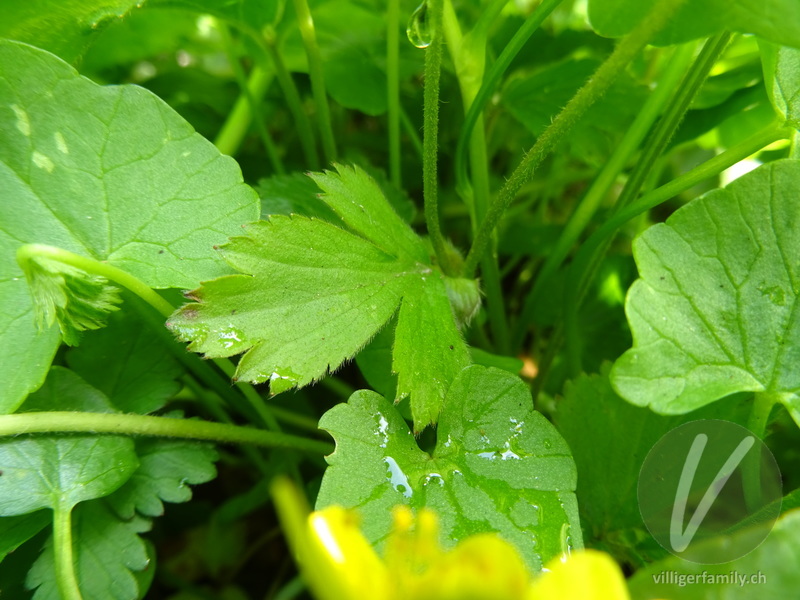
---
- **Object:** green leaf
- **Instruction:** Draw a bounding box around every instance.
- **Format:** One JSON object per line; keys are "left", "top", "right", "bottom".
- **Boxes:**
{"left": 0, "top": 434, "right": 138, "bottom": 516}
{"left": 611, "top": 160, "right": 800, "bottom": 423}
{"left": 168, "top": 164, "right": 471, "bottom": 430}
{"left": 0, "top": 512, "right": 50, "bottom": 563}
{"left": 760, "top": 42, "right": 800, "bottom": 129}
{"left": 21, "top": 366, "right": 119, "bottom": 414}
{"left": 316, "top": 366, "right": 582, "bottom": 571}
{"left": 628, "top": 508, "right": 800, "bottom": 599}
{"left": 257, "top": 171, "right": 344, "bottom": 224}
{"left": 587, "top": 0, "right": 800, "bottom": 47}
{"left": 107, "top": 436, "right": 218, "bottom": 519}
{"left": 26, "top": 501, "right": 151, "bottom": 600}
{"left": 0, "top": 39, "right": 259, "bottom": 412}
{"left": 66, "top": 309, "right": 182, "bottom": 414}
{"left": 149, "top": 0, "right": 281, "bottom": 38}
{"left": 0, "top": 0, "right": 144, "bottom": 63}
{"left": 554, "top": 365, "right": 752, "bottom": 566}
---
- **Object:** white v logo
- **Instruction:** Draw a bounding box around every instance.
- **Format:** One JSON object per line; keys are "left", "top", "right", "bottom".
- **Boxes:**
{"left": 670, "top": 433, "right": 755, "bottom": 552}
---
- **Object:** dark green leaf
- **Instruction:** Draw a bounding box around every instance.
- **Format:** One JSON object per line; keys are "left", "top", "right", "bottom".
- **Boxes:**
{"left": 107, "top": 437, "right": 218, "bottom": 519}
{"left": 66, "top": 309, "right": 182, "bottom": 414}
{"left": 0, "top": 39, "right": 259, "bottom": 411}
{"left": 169, "top": 164, "right": 471, "bottom": 429}
{"left": 257, "top": 171, "right": 343, "bottom": 224}
{"left": 316, "top": 366, "right": 582, "bottom": 571}
{"left": 0, "top": 512, "right": 50, "bottom": 563}
{"left": 612, "top": 160, "right": 800, "bottom": 423}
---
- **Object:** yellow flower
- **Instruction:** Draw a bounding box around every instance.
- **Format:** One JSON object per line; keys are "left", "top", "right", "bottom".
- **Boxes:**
{"left": 272, "top": 477, "right": 631, "bottom": 600}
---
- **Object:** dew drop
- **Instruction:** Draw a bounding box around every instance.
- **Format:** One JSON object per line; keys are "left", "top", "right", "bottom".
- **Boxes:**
{"left": 406, "top": 1, "right": 432, "bottom": 48}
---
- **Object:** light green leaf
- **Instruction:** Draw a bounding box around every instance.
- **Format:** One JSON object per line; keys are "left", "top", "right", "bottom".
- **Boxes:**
{"left": 0, "top": 0, "right": 144, "bottom": 63}
{"left": 107, "top": 437, "right": 218, "bottom": 519}
{"left": 611, "top": 160, "right": 800, "bottom": 423}
{"left": 26, "top": 501, "right": 151, "bottom": 600}
{"left": 628, "top": 508, "right": 800, "bottom": 599}
{"left": 760, "top": 42, "right": 800, "bottom": 129}
{"left": 316, "top": 366, "right": 582, "bottom": 571}
{"left": 66, "top": 310, "right": 182, "bottom": 414}
{"left": 0, "top": 39, "right": 259, "bottom": 412}
{"left": 169, "top": 164, "right": 471, "bottom": 430}
{"left": 588, "top": 0, "right": 800, "bottom": 47}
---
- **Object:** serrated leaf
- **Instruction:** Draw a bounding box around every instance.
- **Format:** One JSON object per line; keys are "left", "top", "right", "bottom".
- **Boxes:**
{"left": 628, "top": 508, "right": 800, "bottom": 599}
{"left": 257, "top": 172, "right": 344, "bottom": 224}
{"left": 26, "top": 501, "right": 151, "bottom": 600}
{"left": 169, "top": 164, "right": 471, "bottom": 430}
{"left": 66, "top": 309, "right": 182, "bottom": 414}
{"left": 316, "top": 366, "right": 582, "bottom": 571}
{"left": 107, "top": 437, "right": 218, "bottom": 519}
{"left": 0, "top": 39, "right": 259, "bottom": 412}
{"left": 760, "top": 42, "right": 800, "bottom": 129}
{"left": 611, "top": 160, "right": 800, "bottom": 424}
{"left": 588, "top": 0, "right": 800, "bottom": 47}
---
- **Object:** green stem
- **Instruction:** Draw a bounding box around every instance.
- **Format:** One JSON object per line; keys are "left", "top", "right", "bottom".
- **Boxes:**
{"left": 262, "top": 35, "right": 320, "bottom": 169}
{"left": 748, "top": 392, "right": 780, "bottom": 440}
{"left": 387, "top": 0, "right": 402, "bottom": 187}
{"left": 560, "top": 123, "right": 787, "bottom": 376}
{"left": 453, "top": 0, "right": 564, "bottom": 199}
{"left": 53, "top": 505, "right": 83, "bottom": 600}
{"left": 441, "top": 0, "right": 510, "bottom": 351}
{"left": 214, "top": 358, "right": 282, "bottom": 431}
{"left": 218, "top": 25, "right": 285, "bottom": 174}
{"left": 399, "top": 105, "right": 424, "bottom": 159}
{"left": 214, "top": 65, "right": 275, "bottom": 160}
{"left": 17, "top": 244, "right": 174, "bottom": 318}
{"left": 291, "top": 0, "right": 337, "bottom": 163}
{"left": 0, "top": 412, "right": 333, "bottom": 454}
{"left": 422, "top": 0, "right": 456, "bottom": 275}
{"left": 513, "top": 41, "right": 697, "bottom": 350}
{"left": 461, "top": 0, "right": 686, "bottom": 278}
{"left": 744, "top": 391, "right": 780, "bottom": 510}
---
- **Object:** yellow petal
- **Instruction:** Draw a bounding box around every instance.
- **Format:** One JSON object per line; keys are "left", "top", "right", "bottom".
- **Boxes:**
{"left": 527, "top": 550, "right": 631, "bottom": 600}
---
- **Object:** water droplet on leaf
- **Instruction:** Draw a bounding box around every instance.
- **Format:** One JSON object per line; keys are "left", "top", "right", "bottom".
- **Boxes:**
{"left": 407, "top": 1, "right": 432, "bottom": 48}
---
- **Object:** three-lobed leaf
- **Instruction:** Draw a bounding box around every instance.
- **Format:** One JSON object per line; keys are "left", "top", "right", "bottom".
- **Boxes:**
{"left": 611, "top": 160, "right": 800, "bottom": 423}
{"left": 316, "top": 366, "right": 582, "bottom": 571}
{"left": 169, "top": 164, "right": 472, "bottom": 430}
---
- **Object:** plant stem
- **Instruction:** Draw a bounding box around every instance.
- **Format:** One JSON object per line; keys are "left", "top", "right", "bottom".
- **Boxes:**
{"left": 214, "top": 65, "right": 275, "bottom": 160}
{"left": 218, "top": 25, "right": 285, "bottom": 174}
{"left": 0, "top": 412, "right": 333, "bottom": 454}
{"left": 513, "top": 41, "right": 697, "bottom": 350}
{"left": 387, "top": 0, "right": 402, "bottom": 187}
{"left": 441, "top": 0, "right": 510, "bottom": 351}
{"left": 461, "top": 0, "right": 686, "bottom": 278}
{"left": 53, "top": 505, "right": 83, "bottom": 600}
{"left": 17, "top": 244, "right": 174, "bottom": 318}
{"left": 262, "top": 35, "right": 320, "bottom": 169}
{"left": 744, "top": 391, "right": 780, "bottom": 509}
{"left": 453, "top": 0, "right": 564, "bottom": 199}
{"left": 292, "top": 0, "right": 337, "bottom": 163}
{"left": 748, "top": 392, "right": 780, "bottom": 440}
{"left": 399, "top": 105, "right": 424, "bottom": 158}
{"left": 422, "top": 0, "right": 456, "bottom": 275}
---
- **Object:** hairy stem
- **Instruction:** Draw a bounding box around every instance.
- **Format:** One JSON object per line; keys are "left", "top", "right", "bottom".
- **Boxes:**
{"left": 292, "top": 0, "right": 337, "bottom": 163}
{"left": 0, "top": 412, "right": 333, "bottom": 454}
{"left": 53, "top": 505, "right": 83, "bottom": 600}
{"left": 387, "top": 0, "right": 402, "bottom": 186}
{"left": 422, "top": 0, "right": 456, "bottom": 275}
{"left": 514, "top": 41, "right": 697, "bottom": 349}
{"left": 461, "top": 0, "right": 686, "bottom": 278}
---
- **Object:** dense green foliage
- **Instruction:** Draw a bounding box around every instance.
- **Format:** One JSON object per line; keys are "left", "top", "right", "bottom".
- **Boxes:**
{"left": 1, "top": 0, "right": 799, "bottom": 598}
